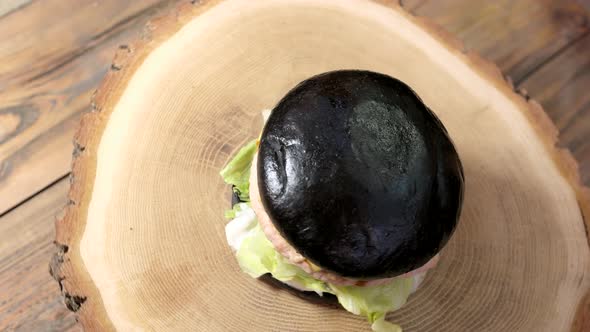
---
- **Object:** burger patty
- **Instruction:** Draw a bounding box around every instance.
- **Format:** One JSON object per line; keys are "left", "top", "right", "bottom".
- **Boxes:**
{"left": 249, "top": 151, "right": 438, "bottom": 286}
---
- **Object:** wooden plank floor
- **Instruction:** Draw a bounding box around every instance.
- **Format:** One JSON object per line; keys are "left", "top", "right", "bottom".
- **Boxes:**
{"left": 0, "top": 0, "right": 588, "bottom": 330}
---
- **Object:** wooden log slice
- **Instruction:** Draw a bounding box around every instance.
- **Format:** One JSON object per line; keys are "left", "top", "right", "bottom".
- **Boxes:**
{"left": 52, "top": 0, "right": 590, "bottom": 331}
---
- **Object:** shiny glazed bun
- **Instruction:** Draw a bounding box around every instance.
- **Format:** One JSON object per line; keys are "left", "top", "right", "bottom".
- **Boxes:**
{"left": 258, "top": 70, "right": 464, "bottom": 279}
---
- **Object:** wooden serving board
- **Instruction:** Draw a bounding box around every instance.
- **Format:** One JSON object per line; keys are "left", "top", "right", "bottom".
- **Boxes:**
{"left": 51, "top": 0, "right": 590, "bottom": 331}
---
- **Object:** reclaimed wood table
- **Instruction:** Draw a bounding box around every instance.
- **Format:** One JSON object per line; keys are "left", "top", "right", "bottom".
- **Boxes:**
{"left": 1, "top": 0, "right": 589, "bottom": 331}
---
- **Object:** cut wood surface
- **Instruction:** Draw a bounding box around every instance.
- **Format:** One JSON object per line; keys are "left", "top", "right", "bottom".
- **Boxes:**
{"left": 1, "top": 0, "right": 589, "bottom": 216}
{"left": 0, "top": 0, "right": 588, "bottom": 331}
{"left": 54, "top": 0, "right": 590, "bottom": 331}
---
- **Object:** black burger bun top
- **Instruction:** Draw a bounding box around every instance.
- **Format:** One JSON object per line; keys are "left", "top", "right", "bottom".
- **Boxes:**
{"left": 257, "top": 70, "right": 464, "bottom": 279}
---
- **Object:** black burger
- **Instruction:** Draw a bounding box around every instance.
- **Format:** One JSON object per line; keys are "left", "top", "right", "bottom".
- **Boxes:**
{"left": 221, "top": 70, "right": 464, "bottom": 331}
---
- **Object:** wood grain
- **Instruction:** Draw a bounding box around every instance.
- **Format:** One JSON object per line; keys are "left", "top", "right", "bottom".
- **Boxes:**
{"left": 0, "top": 0, "right": 180, "bottom": 215}
{"left": 0, "top": 0, "right": 166, "bottom": 84}
{"left": 0, "top": 178, "right": 80, "bottom": 332}
{"left": 1, "top": 0, "right": 588, "bottom": 217}
{"left": 0, "top": 0, "right": 33, "bottom": 19}
{"left": 55, "top": 0, "right": 590, "bottom": 331}
{"left": 413, "top": 0, "right": 589, "bottom": 83}
{"left": 400, "top": 0, "right": 427, "bottom": 11}
{"left": 572, "top": 290, "right": 590, "bottom": 332}
{"left": 0, "top": 0, "right": 587, "bottom": 331}
{"left": 520, "top": 34, "right": 590, "bottom": 184}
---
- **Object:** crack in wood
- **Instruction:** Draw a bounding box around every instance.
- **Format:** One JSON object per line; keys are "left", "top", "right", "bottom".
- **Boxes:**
{"left": 64, "top": 294, "right": 87, "bottom": 312}
{"left": 72, "top": 142, "right": 86, "bottom": 158}
{"left": 50, "top": 242, "right": 88, "bottom": 313}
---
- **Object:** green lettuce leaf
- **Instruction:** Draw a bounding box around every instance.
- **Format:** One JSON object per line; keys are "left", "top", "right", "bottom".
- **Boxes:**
{"left": 220, "top": 139, "right": 258, "bottom": 201}
{"left": 231, "top": 206, "right": 416, "bottom": 331}
{"left": 236, "top": 220, "right": 330, "bottom": 295}
{"left": 330, "top": 280, "right": 413, "bottom": 332}
{"left": 224, "top": 202, "right": 251, "bottom": 219}
{"left": 330, "top": 278, "right": 413, "bottom": 318}
{"left": 370, "top": 314, "right": 402, "bottom": 332}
